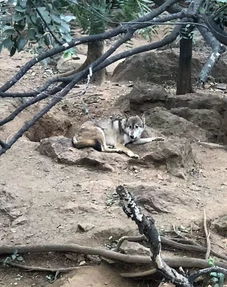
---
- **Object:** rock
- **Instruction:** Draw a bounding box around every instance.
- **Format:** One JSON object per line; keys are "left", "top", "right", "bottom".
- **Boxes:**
{"left": 170, "top": 108, "right": 223, "bottom": 142}
{"left": 128, "top": 137, "right": 197, "bottom": 177}
{"left": 116, "top": 83, "right": 226, "bottom": 142}
{"left": 56, "top": 54, "right": 86, "bottom": 73}
{"left": 120, "top": 241, "right": 150, "bottom": 256}
{"left": 145, "top": 107, "right": 208, "bottom": 141}
{"left": 124, "top": 183, "right": 187, "bottom": 214}
{"left": 119, "top": 82, "right": 226, "bottom": 114}
{"left": 213, "top": 215, "right": 227, "bottom": 236}
{"left": 12, "top": 216, "right": 28, "bottom": 226}
{"left": 93, "top": 226, "right": 134, "bottom": 241}
{"left": 38, "top": 135, "right": 196, "bottom": 177}
{"left": 215, "top": 83, "right": 227, "bottom": 90}
{"left": 77, "top": 223, "right": 95, "bottom": 233}
{"left": 39, "top": 136, "right": 126, "bottom": 172}
{"left": 26, "top": 113, "right": 72, "bottom": 142}
{"left": 112, "top": 49, "right": 227, "bottom": 84}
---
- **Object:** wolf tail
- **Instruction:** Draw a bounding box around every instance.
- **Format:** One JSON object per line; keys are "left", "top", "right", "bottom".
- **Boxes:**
{"left": 72, "top": 137, "right": 102, "bottom": 152}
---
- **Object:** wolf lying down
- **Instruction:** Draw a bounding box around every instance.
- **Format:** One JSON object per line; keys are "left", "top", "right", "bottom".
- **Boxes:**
{"left": 72, "top": 115, "right": 164, "bottom": 158}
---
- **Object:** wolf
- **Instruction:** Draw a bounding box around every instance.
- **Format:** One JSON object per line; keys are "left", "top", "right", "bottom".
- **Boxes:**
{"left": 72, "top": 115, "right": 164, "bottom": 158}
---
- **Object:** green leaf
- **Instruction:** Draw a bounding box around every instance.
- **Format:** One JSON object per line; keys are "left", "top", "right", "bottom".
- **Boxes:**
{"left": 13, "top": 13, "right": 26, "bottom": 21}
{"left": 51, "top": 14, "right": 62, "bottom": 24}
{"left": 17, "top": 36, "right": 27, "bottom": 51}
{"left": 208, "top": 257, "right": 215, "bottom": 266}
{"left": 37, "top": 7, "right": 51, "bottom": 24}
{"left": 15, "top": 6, "right": 26, "bottom": 13}
{"left": 2, "top": 38, "right": 14, "bottom": 50}
{"left": 60, "top": 15, "right": 76, "bottom": 23}
{"left": 3, "top": 26, "right": 15, "bottom": 34}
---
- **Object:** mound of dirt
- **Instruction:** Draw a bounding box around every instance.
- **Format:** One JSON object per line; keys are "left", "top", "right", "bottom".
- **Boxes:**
{"left": 26, "top": 113, "right": 72, "bottom": 142}
{"left": 112, "top": 49, "right": 227, "bottom": 84}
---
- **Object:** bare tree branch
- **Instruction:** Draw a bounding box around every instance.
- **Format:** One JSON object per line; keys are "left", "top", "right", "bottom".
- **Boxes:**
{"left": 0, "top": 243, "right": 226, "bottom": 269}
{"left": 0, "top": 0, "right": 180, "bottom": 93}
{"left": 116, "top": 185, "right": 227, "bottom": 286}
{"left": 0, "top": 25, "right": 180, "bottom": 155}
{"left": 197, "top": 24, "right": 226, "bottom": 85}
{"left": 116, "top": 185, "right": 192, "bottom": 287}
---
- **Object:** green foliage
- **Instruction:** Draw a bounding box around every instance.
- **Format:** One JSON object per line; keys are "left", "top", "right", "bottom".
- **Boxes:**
{"left": 201, "top": 0, "right": 227, "bottom": 28}
{"left": 208, "top": 258, "right": 225, "bottom": 287}
{"left": 70, "top": 0, "right": 154, "bottom": 36}
{"left": 70, "top": 0, "right": 111, "bottom": 34}
{"left": 0, "top": 0, "right": 155, "bottom": 56}
{"left": 0, "top": 0, "right": 76, "bottom": 55}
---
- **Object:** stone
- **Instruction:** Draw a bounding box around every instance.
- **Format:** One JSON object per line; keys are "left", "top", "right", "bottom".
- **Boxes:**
{"left": 112, "top": 49, "right": 227, "bottom": 84}
{"left": 128, "top": 137, "right": 197, "bottom": 177}
{"left": 120, "top": 241, "right": 150, "bottom": 256}
{"left": 213, "top": 215, "right": 227, "bottom": 236}
{"left": 56, "top": 54, "right": 87, "bottom": 73}
{"left": 144, "top": 107, "right": 208, "bottom": 141}
{"left": 170, "top": 108, "right": 223, "bottom": 142}
{"left": 77, "top": 223, "right": 95, "bottom": 233}
{"left": 124, "top": 183, "right": 186, "bottom": 214}
{"left": 39, "top": 136, "right": 126, "bottom": 172}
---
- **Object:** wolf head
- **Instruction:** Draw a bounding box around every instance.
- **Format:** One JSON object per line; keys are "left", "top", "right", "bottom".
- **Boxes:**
{"left": 122, "top": 115, "right": 145, "bottom": 141}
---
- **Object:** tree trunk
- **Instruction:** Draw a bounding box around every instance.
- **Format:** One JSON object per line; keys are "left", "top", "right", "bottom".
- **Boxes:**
{"left": 176, "top": 37, "right": 193, "bottom": 95}
{"left": 78, "top": 40, "right": 105, "bottom": 85}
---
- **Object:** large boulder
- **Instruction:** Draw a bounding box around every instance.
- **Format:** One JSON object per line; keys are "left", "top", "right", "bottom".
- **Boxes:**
{"left": 116, "top": 82, "right": 226, "bottom": 114}
{"left": 129, "top": 137, "right": 197, "bottom": 178}
{"left": 144, "top": 107, "right": 208, "bottom": 141}
{"left": 112, "top": 49, "right": 227, "bottom": 84}
{"left": 38, "top": 136, "right": 126, "bottom": 172}
{"left": 115, "top": 83, "right": 226, "bottom": 142}
{"left": 170, "top": 108, "right": 223, "bottom": 142}
{"left": 38, "top": 136, "right": 196, "bottom": 177}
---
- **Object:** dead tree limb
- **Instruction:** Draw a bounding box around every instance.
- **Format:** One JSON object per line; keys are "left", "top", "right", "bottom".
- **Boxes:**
{"left": 115, "top": 234, "right": 227, "bottom": 261}
{"left": 0, "top": 243, "right": 226, "bottom": 269}
{"left": 203, "top": 209, "right": 211, "bottom": 261}
{"left": 116, "top": 185, "right": 227, "bottom": 286}
{"left": 2, "top": 260, "right": 81, "bottom": 273}
{"left": 197, "top": 23, "right": 225, "bottom": 86}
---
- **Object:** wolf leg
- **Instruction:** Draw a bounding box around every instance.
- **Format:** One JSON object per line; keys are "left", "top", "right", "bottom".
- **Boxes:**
{"left": 132, "top": 137, "right": 165, "bottom": 145}
{"left": 115, "top": 143, "right": 139, "bottom": 159}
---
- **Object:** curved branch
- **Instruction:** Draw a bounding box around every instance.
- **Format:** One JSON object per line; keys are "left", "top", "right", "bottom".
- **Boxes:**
{"left": 60, "top": 25, "right": 180, "bottom": 84}
{"left": 0, "top": 244, "right": 226, "bottom": 269}
{"left": 116, "top": 185, "right": 191, "bottom": 287}
{"left": 0, "top": 29, "right": 136, "bottom": 154}
{"left": 0, "top": 0, "right": 179, "bottom": 93}
{"left": 0, "top": 92, "right": 38, "bottom": 98}
{"left": 0, "top": 84, "right": 64, "bottom": 127}
{"left": 0, "top": 26, "right": 180, "bottom": 155}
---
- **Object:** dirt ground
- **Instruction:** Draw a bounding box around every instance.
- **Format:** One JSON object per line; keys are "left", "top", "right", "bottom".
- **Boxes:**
{"left": 0, "top": 41, "right": 227, "bottom": 287}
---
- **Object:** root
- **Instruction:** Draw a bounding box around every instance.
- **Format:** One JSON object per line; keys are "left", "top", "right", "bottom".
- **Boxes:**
{"left": 0, "top": 244, "right": 227, "bottom": 269}
{"left": 3, "top": 261, "right": 82, "bottom": 273}
{"left": 198, "top": 141, "right": 227, "bottom": 150}
{"left": 115, "top": 235, "right": 227, "bottom": 261}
